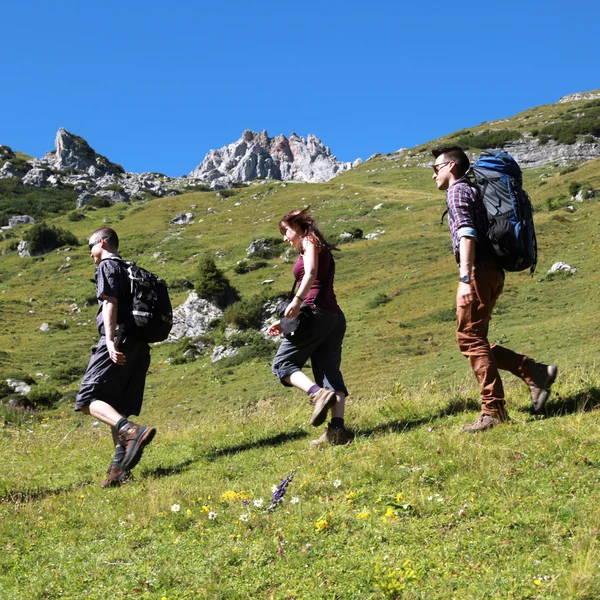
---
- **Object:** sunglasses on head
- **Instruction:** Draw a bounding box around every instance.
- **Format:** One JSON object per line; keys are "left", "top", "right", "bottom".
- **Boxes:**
{"left": 88, "top": 236, "right": 108, "bottom": 249}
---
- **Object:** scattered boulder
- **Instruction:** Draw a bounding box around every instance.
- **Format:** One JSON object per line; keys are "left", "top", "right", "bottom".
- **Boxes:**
{"left": 548, "top": 261, "right": 577, "bottom": 275}
{"left": 170, "top": 212, "right": 194, "bottom": 225}
{"left": 167, "top": 292, "right": 223, "bottom": 341}
{"left": 18, "top": 240, "right": 31, "bottom": 257}
{"left": 365, "top": 229, "right": 385, "bottom": 240}
{"left": 6, "top": 379, "right": 32, "bottom": 395}
{"left": 76, "top": 192, "right": 95, "bottom": 208}
{"left": 40, "top": 322, "right": 50, "bottom": 332}
{"left": 95, "top": 189, "right": 129, "bottom": 203}
{"left": 8, "top": 215, "right": 35, "bottom": 227}
{"left": 211, "top": 345, "right": 239, "bottom": 363}
{"left": 22, "top": 167, "right": 50, "bottom": 187}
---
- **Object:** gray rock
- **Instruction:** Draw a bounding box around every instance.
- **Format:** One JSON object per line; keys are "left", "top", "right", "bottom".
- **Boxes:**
{"left": 95, "top": 189, "right": 129, "bottom": 203}
{"left": 189, "top": 129, "right": 359, "bottom": 188}
{"left": 548, "top": 261, "right": 577, "bottom": 274}
{"left": 167, "top": 291, "right": 223, "bottom": 341}
{"left": 7, "top": 379, "right": 32, "bottom": 395}
{"left": 365, "top": 229, "right": 385, "bottom": 240}
{"left": 170, "top": 212, "right": 193, "bottom": 225}
{"left": 211, "top": 345, "right": 239, "bottom": 363}
{"left": 8, "top": 215, "right": 35, "bottom": 227}
{"left": 40, "top": 322, "right": 50, "bottom": 332}
{"left": 18, "top": 240, "right": 31, "bottom": 257}
{"left": 0, "top": 145, "right": 15, "bottom": 161}
{"left": 0, "top": 161, "right": 27, "bottom": 179}
{"left": 22, "top": 167, "right": 50, "bottom": 187}
{"left": 76, "top": 192, "right": 95, "bottom": 208}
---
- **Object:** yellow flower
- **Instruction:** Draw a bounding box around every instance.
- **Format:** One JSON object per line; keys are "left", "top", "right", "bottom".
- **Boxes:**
{"left": 315, "top": 519, "right": 329, "bottom": 532}
{"left": 357, "top": 512, "right": 369, "bottom": 519}
{"left": 201, "top": 505, "right": 209, "bottom": 513}
{"left": 221, "top": 490, "right": 239, "bottom": 502}
{"left": 534, "top": 579, "right": 542, "bottom": 586}
{"left": 396, "top": 493, "right": 403, "bottom": 503}
{"left": 186, "top": 509, "right": 192, "bottom": 516}
{"left": 345, "top": 491, "right": 357, "bottom": 502}
{"left": 375, "top": 497, "right": 382, "bottom": 503}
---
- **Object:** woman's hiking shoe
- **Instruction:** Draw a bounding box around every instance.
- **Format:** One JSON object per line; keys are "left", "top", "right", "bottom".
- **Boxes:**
{"left": 310, "top": 425, "right": 354, "bottom": 448}
{"left": 462, "top": 412, "right": 509, "bottom": 433}
{"left": 117, "top": 423, "right": 156, "bottom": 471}
{"left": 309, "top": 389, "right": 337, "bottom": 427}
{"left": 528, "top": 363, "right": 558, "bottom": 411}
{"left": 100, "top": 464, "right": 132, "bottom": 488}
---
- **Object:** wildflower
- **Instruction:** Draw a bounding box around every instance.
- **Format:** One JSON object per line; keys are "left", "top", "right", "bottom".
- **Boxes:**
{"left": 333, "top": 479, "right": 342, "bottom": 488}
{"left": 290, "top": 497, "right": 300, "bottom": 504}
{"left": 171, "top": 504, "right": 181, "bottom": 513}
{"left": 396, "top": 493, "right": 403, "bottom": 503}
{"left": 253, "top": 498, "right": 264, "bottom": 508}
{"left": 534, "top": 579, "right": 541, "bottom": 586}
{"left": 267, "top": 470, "right": 296, "bottom": 512}
{"left": 208, "top": 511, "right": 217, "bottom": 520}
{"left": 221, "top": 490, "right": 239, "bottom": 502}
{"left": 186, "top": 509, "right": 192, "bottom": 516}
{"left": 201, "top": 505, "right": 209, "bottom": 513}
{"left": 383, "top": 507, "right": 398, "bottom": 521}
{"left": 458, "top": 509, "right": 466, "bottom": 517}
{"left": 239, "top": 514, "right": 249, "bottom": 522}
{"left": 345, "top": 491, "right": 356, "bottom": 502}
{"left": 357, "top": 512, "right": 369, "bottom": 519}
{"left": 271, "top": 484, "right": 278, "bottom": 494}
{"left": 315, "top": 519, "right": 328, "bottom": 531}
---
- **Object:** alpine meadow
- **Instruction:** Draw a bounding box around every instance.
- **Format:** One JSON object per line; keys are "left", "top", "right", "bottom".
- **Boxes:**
{"left": 1, "top": 92, "right": 600, "bottom": 599}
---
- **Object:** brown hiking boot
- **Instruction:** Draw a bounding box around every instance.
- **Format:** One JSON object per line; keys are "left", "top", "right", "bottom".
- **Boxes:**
{"left": 528, "top": 363, "right": 558, "bottom": 411}
{"left": 310, "top": 425, "right": 354, "bottom": 448}
{"left": 100, "top": 464, "right": 132, "bottom": 488}
{"left": 462, "top": 412, "right": 509, "bottom": 433}
{"left": 117, "top": 422, "right": 156, "bottom": 471}
{"left": 309, "top": 389, "right": 337, "bottom": 427}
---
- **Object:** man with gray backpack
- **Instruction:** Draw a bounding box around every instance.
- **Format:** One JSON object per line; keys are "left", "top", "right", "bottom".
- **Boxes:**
{"left": 432, "top": 146, "right": 557, "bottom": 432}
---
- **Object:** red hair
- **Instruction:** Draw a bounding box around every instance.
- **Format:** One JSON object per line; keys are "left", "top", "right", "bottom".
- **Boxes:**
{"left": 279, "top": 206, "right": 328, "bottom": 253}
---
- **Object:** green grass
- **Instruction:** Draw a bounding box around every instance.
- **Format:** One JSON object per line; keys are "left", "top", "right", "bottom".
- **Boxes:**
{"left": 1, "top": 101, "right": 600, "bottom": 597}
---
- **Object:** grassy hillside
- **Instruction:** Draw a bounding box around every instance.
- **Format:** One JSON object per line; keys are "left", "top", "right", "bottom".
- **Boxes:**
{"left": 1, "top": 117, "right": 600, "bottom": 597}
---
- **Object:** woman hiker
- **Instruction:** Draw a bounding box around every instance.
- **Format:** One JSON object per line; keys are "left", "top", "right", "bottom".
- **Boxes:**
{"left": 268, "top": 207, "right": 352, "bottom": 447}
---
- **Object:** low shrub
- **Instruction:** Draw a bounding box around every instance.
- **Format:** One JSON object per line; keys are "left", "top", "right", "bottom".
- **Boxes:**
{"left": 366, "top": 293, "right": 391, "bottom": 309}
{"left": 234, "top": 260, "right": 268, "bottom": 274}
{"left": 223, "top": 293, "right": 270, "bottom": 330}
{"left": 24, "top": 223, "right": 79, "bottom": 255}
{"left": 456, "top": 129, "right": 521, "bottom": 149}
{"left": 51, "top": 363, "right": 86, "bottom": 384}
{"left": 194, "top": 255, "right": 239, "bottom": 308}
{"left": 67, "top": 211, "right": 86, "bottom": 222}
{"left": 26, "top": 385, "right": 62, "bottom": 408}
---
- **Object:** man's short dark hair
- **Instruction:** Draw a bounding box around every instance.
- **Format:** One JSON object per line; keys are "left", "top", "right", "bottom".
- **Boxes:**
{"left": 432, "top": 146, "right": 470, "bottom": 178}
{"left": 91, "top": 227, "right": 119, "bottom": 251}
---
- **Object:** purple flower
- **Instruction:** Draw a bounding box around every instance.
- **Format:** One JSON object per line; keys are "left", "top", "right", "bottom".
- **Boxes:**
{"left": 267, "top": 470, "right": 296, "bottom": 512}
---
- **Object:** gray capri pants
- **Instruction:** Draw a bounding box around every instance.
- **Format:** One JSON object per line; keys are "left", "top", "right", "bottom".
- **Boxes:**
{"left": 75, "top": 336, "right": 150, "bottom": 417}
{"left": 272, "top": 308, "right": 348, "bottom": 396}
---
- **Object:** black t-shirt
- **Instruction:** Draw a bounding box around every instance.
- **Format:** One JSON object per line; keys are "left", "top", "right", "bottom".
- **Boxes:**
{"left": 95, "top": 256, "right": 134, "bottom": 334}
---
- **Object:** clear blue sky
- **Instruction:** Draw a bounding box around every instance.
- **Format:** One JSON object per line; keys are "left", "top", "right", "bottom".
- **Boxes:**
{"left": 3, "top": 0, "right": 599, "bottom": 177}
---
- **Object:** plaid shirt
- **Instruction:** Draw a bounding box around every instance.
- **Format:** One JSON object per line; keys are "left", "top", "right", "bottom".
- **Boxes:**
{"left": 445, "top": 181, "right": 487, "bottom": 258}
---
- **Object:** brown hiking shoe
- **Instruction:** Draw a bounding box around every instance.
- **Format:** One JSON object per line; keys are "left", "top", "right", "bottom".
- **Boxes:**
{"left": 117, "top": 422, "right": 156, "bottom": 471}
{"left": 100, "top": 464, "right": 132, "bottom": 488}
{"left": 462, "top": 412, "right": 509, "bottom": 433}
{"left": 309, "top": 389, "right": 337, "bottom": 427}
{"left": 310, "top": 425, "right": 354, "bottom": 448}
{"left": 528, "top": 363, "right": 558, "bottom": 412}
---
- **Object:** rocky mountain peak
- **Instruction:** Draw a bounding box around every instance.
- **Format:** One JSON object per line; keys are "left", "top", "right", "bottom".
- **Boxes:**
{"left": 189, "top": 130, "right": 361, "bottom": 189}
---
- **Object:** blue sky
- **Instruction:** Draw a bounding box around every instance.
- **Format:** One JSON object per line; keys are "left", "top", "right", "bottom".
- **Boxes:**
{"left": 3, "top": 0, "right": 599, "bottom": 177}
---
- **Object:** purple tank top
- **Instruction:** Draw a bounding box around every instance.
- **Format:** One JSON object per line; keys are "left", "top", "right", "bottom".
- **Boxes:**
{"left": 291, "top": 248, "right": 340, "bottom": 312}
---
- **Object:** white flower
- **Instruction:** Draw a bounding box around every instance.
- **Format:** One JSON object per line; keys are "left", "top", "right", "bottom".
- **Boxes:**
{"left": 290, "top": 497, "right": 300, "bottom": 504}
{"left": 171, "top": 504, "right": 181, "bottom": 512}
{"left": 253, "top": 498, "right": 264, "bottom": 508}
{"left": 239, "top": 513, "right": 249, "bottom": 522}
{"left": 208, "top": 511, "right": 217, "bottom": 520}
{"left": 333, "top": 480, "right": 342, "bottom": 488}
{"left": 271, "top": 484, "right": 278, "bottom": 493}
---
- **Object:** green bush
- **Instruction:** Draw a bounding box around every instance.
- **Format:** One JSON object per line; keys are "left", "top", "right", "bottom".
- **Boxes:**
{"left": 0, "top": 380, "right": 12, "bottom": 399}
{"left": 24, "top": 222, "right": 79, "bottom": 254}
{"left": 51, "top": 363, "right": 86, "bottom": 384}
{"left": 223, "top": 293, "right": 270, "bottom": 330}
{"left": 194, "top": 255, "right": 239, "bottom": 308}
{"left": 569, "top": 181, "right": 582, "bottom": 197}
{"left": 366, "top": 293, "right": 391, "bottom": 309}
{"left": 26, "top": 385, "right": 62, "bottom": 408}
{"left": 540, "top": 116, "right": 600, "bottom": 145}
{"left": 67, "top": 211, "right": 86, "bottom": 222}
{"left": 84, "top": 196, "right": 111, "bottom": 209}
{"left": 456, "top": 129, "right": 521, "bottom": 149}
{"left": 234, "top": 260, "right": 268, "bottom": 274}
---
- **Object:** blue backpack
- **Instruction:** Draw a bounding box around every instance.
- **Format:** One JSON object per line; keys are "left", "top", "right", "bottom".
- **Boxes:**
{"left": 468, "top": 150, "right": 537, "bottom": 273}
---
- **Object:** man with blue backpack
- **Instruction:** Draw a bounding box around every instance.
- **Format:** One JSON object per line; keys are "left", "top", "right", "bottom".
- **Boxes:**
{"left": 432, "top": 146, "right": 558, "bottom": 432}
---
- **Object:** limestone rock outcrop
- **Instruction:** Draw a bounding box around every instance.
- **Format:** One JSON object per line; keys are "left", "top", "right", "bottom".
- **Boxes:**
{"left": 190, "top": 130, "right": 359, "bottom": 189}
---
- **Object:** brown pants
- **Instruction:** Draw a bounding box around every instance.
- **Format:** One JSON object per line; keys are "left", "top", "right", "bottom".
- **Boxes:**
{"left": 456, "top": 267, "right": 535, "bottom": 415}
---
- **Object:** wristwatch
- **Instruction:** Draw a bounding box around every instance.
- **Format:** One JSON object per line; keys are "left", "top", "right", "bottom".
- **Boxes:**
{"left": 459, "top": 275, "right": 471, "bottom": 284}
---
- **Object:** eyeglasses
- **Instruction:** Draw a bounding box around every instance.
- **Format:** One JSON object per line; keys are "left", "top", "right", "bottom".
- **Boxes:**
{"left": 88, "top": 236, "right": 108, "bottom": 249}
{"left": 433, "top": 161, "right": 452, "bottom": 175}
